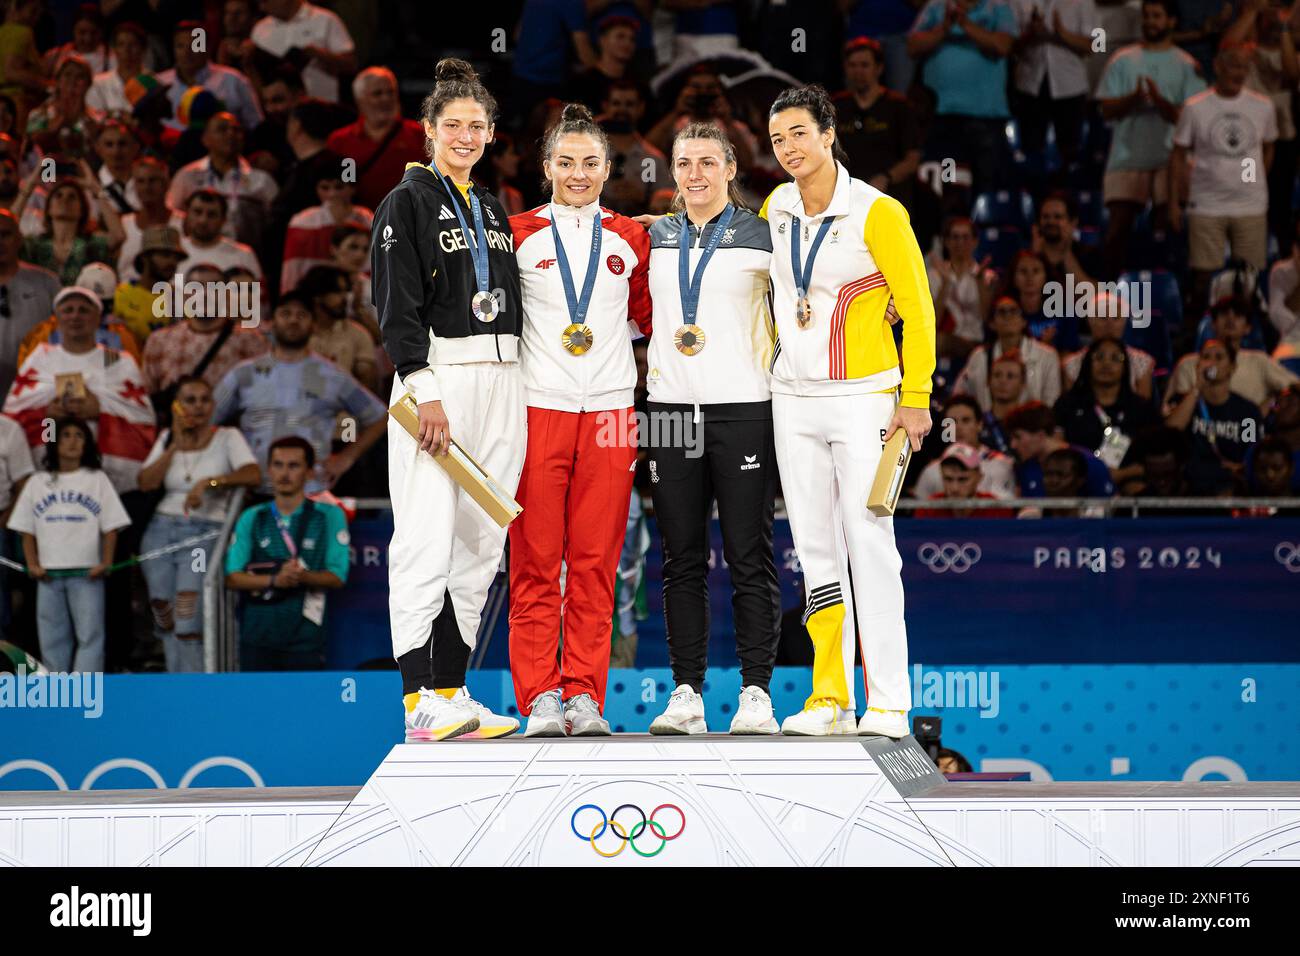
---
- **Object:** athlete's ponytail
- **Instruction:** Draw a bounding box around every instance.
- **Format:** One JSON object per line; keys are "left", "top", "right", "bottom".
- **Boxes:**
{"left": 420, "top": 58, "right": 498, "bottom": 160}
{"left": 768, "top": 84, "right": 848, "bottom": 166}
{"left": 668, "top": 122, "right": 747, "bottom": 214}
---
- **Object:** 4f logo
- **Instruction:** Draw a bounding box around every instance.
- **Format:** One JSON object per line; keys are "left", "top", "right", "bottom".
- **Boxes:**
{"left": 535, "top": 259, "right": 557, "bottom": 270}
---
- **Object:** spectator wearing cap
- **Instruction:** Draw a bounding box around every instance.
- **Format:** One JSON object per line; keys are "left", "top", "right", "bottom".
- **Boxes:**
{"left": 157, "top": 21, "right": 264, "bottom": 134}
{"left": 2, "top": 285, "right": 157, "bottom": 493}
{"left": 177, "top": 189, "right": 263, "bottom": 278}
{"left": 1054, "top": 337, "right": 1155, "bottom": 486}
{"left": 1010, "top": 0, "right": 1097, "bottom": 169}
{"left": 212, "top": 290, "right": 386, "bottom": 496}
{"left": 15, "top": 161, "right": 124, "bottom": 286}
{"left": 567, "top": 15, "right": 639, "bottom": 115}
{"left": 953, "top": 295, "right": 1063, "bottom": 410}
{"left": 595, "top": 81, "right": 668, "bottom": 217}
{"left": 250, "top": 0, "right": 357, "bottom": 105}
{"left": 115, "top": 157, "right": 184, "bottom": 282}
{"left": 1096, "top": 0, "right": 1205, "bottom": 280}
{"left": 1062, "top": 291, "right": 1155, "bottom": 399}
{"left": 167, "top": 111, "right": 279, "bottom": 248}
{"left": 913, "top": 394, "right": 1017, "bottom": 499}
{"left": 325, "top": 68, "right": 426, "bottom": 211}
{"left": 85, "top": 21, "right": 153, "bottom": 116}
{"left": 0, "top": 208, "right": 58, "bottom": 397}
{"left": 114, "top": 225, "right": 186, "bottom": 342}
{"left": 1167, "top": 296, "right": 1299, "bottom": 407}
{"left": 17, "top": 261, "right": 141, "bottom": 366}
{"left": 142, "top": 260, "right": 269, "bottom": 422}
{"left": 907, "top": 0, "right": 1018, "bottom": 196}
{"left": 91, "top": 119, "right": 142, "bottom": 219}
{"left": 914, "top": 444, "right": 1018, "bottom": 517}
{"left": 833, "top": 37, "right": 922, "bottom": 209}
{"left": 1171, "top": 43, "right": 1277, "bottom": 317}
{"left": 24, "top": 55, "right": 102, "bottom": 162}
{"left": 224, "top": 434, "right": 350, "bottom": 671}
{"left": 280, "top": 165, "right": 372, "bottom": 294}
{"left": 1006, "top": 400, "right": 1117, "bottom": 497}
{"left": 1164, "top": 337, "right": 1263, "bottom": 492}
{"left": 301, "top": 264, "right": 376, "bottom": 393}
{"left": 1269, "top": 220, "right": 1300, "bottom": 362}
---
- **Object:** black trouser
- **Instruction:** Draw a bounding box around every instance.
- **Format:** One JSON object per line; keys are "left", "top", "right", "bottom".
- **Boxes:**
{"left": 1013, "top": 86, "right": 1086, "bottom": 168}
{"left": 646, "top": 404, "right": 780, "bottom": 694}
{"left": 396, "top": 596, "right": 469, "bottom": 694}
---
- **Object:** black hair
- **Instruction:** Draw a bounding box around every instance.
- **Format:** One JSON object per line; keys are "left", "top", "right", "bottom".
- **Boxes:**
{"left": 1004, "top": 401, "right": 1056, "bottom": 436}
{"left": 769, "top": 84, "right": 849, "bottom": 166}
{"left": 1141, "top": 0, "right": 1177, "bottom": 17}
{"left": 44, "top": 418, "right": 101, "bottom": 472}
{"left": 1044, "top": 446, "right": 1088, "bottom": 481}
{"left": 420, "top": 58, "right": 497, "bottom": 161}
{"left": 300, "top": 263, "right": 349, "bottom": 302}
{"left": 330, "top": 222, "right": 368, "bottom": 248}
{"left": 289, "top": 98, "right": 339, "bottom": 143}
{"left": 268, "top": 434, "right": 315, "bottom": 468}
{"left": 542, "top": 102, "right": 611, "bottom": 171}
{"left": 275, "top": 289, "right": 313, "bottom": 314}
{"left": 936, "top": 748, "right": 972, "bottom": 773}
{"left": 1039, "top": 189, "right": 1077, "bottom": 221}
{"left": 1070, "top": 336, "right": 1134, "bottom": 403}
{"left": 942, "top": 394, "right": 983, "bottom": 419}
{"left": 186, "top": 187, "right": 228, "bottom": 217}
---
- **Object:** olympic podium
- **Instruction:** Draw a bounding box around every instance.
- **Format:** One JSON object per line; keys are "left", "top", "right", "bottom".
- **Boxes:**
{"left": 5, "top": 736, "right": 1300, "bottom": 866}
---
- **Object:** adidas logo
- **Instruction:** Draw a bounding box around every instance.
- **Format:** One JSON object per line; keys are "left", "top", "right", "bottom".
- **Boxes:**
{"left": 740, "top": 454, "right": 761, "bottom": 471}
{"left": 438, "top": 205, "right": 455, "bottom": 220}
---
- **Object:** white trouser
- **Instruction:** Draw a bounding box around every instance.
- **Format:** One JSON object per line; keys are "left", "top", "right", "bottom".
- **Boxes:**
{"left": 772, "top": 390, "right": 911, "bottom": 713}
{"left": 388, "top": 363, "right": 526, "bottom": 657}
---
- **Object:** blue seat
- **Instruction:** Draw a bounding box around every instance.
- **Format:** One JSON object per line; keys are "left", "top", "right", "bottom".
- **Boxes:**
{"left": 1074, "top": 189, "right": 1105, "bottom": 229}
{"left": 972, "top": 190, "right": 1035, "bottom": 230}
{"left": 976, "top": 225, "right": 1024, "bottom": 271}
{"left": 1119, "top": 269, "right": 1178, "bottom": 373}
{"left": 1281, "top": 356, "right": 1300, "bottom": 378}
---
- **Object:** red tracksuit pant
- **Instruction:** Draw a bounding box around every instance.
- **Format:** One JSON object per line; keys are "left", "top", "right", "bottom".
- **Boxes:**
{"left": 509, "top": 406, "right": 637, "bottom": 714}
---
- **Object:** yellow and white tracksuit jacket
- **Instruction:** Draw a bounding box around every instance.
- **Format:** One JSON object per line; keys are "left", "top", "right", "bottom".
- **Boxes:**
{"left": 760, "top": 163, "right": 936, "bottom": 714}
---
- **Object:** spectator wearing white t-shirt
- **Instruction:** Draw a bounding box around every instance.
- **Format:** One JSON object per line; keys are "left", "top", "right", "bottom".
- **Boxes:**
{"left": 166, "top": 112, "right": 280, "bottom": 248}
{"left": 928, "top": 216, "right": 997, "bottom": 363}
{"left": 1171, "top": 43, "right": 1278, "bottom": 317}
{"left": 251, "top": 0, "right": 357, "bottom": 104}
{"left": 85, "top": 21, "right": 152, "bottom": 116}
{"left": 177, "top": 189, "right": 263, "bottom": 279}
{"left": 138, "top": 376, "right": 260, "bottom": 672}
{"left": 1011, "top": 0, "right": 1099, "bottom": 167}
{"left": 912, "top": 394, "right": 1017, "bottom": 499}
{"left": 6, "top": 418, "right": 130, "bottom": 672}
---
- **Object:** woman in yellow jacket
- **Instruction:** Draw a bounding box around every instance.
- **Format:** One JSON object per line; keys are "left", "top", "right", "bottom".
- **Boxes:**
{"left": 761, "top": 85, "right": 936, "bottom": 737}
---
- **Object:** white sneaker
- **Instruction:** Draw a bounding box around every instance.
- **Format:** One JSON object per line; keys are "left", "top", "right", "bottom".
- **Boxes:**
{"left": 404, "top": 688, "right": 479, "bottom": 742}
{"left": 858, "top": 708, "right": 909, "bottom": 738}
{"left": 730, "top": 686, "right": 778, "bottom": 735}
{"left": 565, "top": 693, "right": 611, "bottom": 736}
{"left": 649, "top": 684, "right": 707, "bottom": 735}
{"left": 452, "top": 687, "right": 520, "bottom": 739}
{"left": 780, "top": 699, "right": 857, "bottom": 736}
{"left": 523, "top": 690, "right": 566, "bottom": 737}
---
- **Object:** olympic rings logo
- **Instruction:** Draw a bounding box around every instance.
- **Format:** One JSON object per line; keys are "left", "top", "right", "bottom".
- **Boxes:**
{"left": 570, "top": 803, "right": 686, "bottom": 858}
{"left": 1275, "top": 542, "right": 1300, "bottom": 573}
{"left": 917, "top": 542, "right": 982, "bottom": 574}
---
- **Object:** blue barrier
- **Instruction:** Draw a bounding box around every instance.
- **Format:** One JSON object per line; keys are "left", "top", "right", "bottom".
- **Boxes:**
{"left": 327, "top": 516, "right": 1300, "bottom": 669}
{"left": 3, "top": 664, "right": 1297, "bottom": 789}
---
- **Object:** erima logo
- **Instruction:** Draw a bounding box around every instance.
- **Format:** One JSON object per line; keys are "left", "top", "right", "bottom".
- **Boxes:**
{"left": 438, "top": 205, "right": 455, "bottom": 220}
{"left": 380, "top": 224, "right": 397, "bottom": 251}
{"left": 778, "top": 221, "right": 787, "bottom": 234}
{"left": 49, "top": 886, "right": 152, "bottom": 936}
{"left": 535, "top": 258, "right": 557, "bottom": 270}
{"left": 740, "top": 454, "right": 761, "bottom": 471}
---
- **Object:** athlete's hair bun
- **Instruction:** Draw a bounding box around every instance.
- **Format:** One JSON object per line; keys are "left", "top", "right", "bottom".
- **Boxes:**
{"left": 560, "top": 102, "right": 594, "bottom": 124}
{"left": 434, "top": 57, "right": 478, "bottom": 85}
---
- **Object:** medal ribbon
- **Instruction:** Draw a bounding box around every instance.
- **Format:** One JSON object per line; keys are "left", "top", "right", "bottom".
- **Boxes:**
{"left": 790, "top": 214, "right": 834, "bottom": 300}
{"left": 431, "top": 163, "right": 491, "bottom": 297}
{"left": 550, "top": 204, "right": 604, "bottom": 325}
{"left": 678, "top": 204, "right": 735, "bottom": 326}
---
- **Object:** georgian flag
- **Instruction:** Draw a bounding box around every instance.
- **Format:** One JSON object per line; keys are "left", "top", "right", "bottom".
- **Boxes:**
{"left": 3, "top": 343, "right": 157, "bottom": 492}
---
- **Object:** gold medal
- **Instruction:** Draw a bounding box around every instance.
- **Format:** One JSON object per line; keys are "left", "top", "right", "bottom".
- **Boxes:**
{"left": 796, "top": 296, "right": 813, "bottom": 329}
{"left": 561, "top": 323, "right": 594, "bottom": 355}
{"left": 674, "top": 324, "right": 706, "bottom": 356}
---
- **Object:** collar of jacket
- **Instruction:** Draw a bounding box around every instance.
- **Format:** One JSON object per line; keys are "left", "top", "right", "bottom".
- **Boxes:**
{"left": 400, "top": 162, "right": 479, "bottom": 202}
{"left": 768, "top": 160, "right": 853, "bottom": 221}
{"left": 539, "top": 200, "right": 610, "bottom": 225}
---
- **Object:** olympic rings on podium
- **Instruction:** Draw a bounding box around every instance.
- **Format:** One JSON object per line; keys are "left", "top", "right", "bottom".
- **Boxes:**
{"left": 571, "top": 803, "right": 686, "bottom": 857}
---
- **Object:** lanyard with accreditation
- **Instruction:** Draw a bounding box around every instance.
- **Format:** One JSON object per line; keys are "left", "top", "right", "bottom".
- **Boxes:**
{"left": 267, "top": 499, "right": 326, "bottom": 625}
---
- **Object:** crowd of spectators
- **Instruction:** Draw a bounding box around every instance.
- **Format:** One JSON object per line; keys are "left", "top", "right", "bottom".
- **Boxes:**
{"left": 0, "top": 0, "right": 1298, "bottom": 674}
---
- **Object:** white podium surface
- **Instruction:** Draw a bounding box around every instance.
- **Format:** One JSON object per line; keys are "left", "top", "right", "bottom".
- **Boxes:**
{"left": 3, "top": 736, "right": 1300, "bottom": 867}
